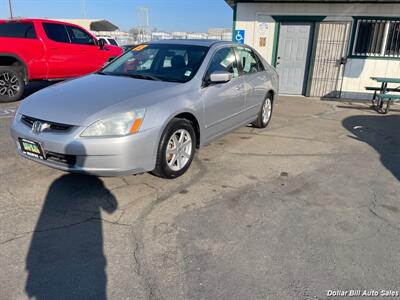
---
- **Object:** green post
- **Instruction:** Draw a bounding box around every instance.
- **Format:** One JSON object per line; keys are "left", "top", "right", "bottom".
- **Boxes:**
{"left": 232, "top": 4, "right": 237, "bottom": 42}
{"left": 271, "top": 22, "right": 280, "bottom": 67}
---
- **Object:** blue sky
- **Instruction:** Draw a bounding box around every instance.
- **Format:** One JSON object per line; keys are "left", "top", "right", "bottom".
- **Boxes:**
{"left": 0, "top": 0, "right": 233, "bottom": 32}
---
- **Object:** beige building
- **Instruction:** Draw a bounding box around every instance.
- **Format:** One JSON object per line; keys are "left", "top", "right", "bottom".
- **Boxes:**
{"left": 226, "top": 0, "right": 400, "bottom": 99}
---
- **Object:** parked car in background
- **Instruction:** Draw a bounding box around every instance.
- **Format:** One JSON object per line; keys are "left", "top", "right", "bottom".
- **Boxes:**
{"left": 10, "top": 40, "right": 278, "bottom": 178}
{"left": 0, "top": 19, "right": 122, "bottom": 102}
{"left": 97, "top": 36, "right": 119, "bottom": 46}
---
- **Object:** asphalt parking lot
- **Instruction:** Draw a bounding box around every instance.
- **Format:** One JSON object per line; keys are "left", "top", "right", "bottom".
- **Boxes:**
{"left": 1, "top": 93, "right": 399, "bottom": 299}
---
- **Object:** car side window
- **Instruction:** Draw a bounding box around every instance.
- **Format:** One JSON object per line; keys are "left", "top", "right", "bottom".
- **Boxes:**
{"left": 43, "top": 23, "right": 70, "bottom": 43}
{"left": 237, "top": 47, "right": 260, "bottom": 74}
{"left": 66, "top": 26, "right": 95, "bottom": 45}
{"left": 206, "top": 47, "right": 239, "bottom": 78}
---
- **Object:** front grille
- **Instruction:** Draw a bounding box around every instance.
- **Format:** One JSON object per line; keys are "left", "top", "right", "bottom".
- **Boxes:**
{"left": 46, "top": 151, "right": 76, "bottom": 167}
{"left": 21, "top": 115, "right": 72, "bottom": 131}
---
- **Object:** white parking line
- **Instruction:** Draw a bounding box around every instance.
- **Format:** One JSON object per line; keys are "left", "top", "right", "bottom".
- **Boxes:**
{"left": 0, "top": 107, "right": 17, "bottom": 118}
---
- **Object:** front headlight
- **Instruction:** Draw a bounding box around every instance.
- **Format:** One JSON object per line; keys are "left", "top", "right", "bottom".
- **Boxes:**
{"left": 81, "top": 109, "right": 145, "bottom": 137}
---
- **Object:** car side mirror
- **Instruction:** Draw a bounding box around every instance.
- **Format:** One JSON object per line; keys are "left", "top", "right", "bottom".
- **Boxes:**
{"left": 209, "top": 71, "right": 233, "bottom": 84}
{"left": 98, "top": 39, "right": 105, "bottom": 50}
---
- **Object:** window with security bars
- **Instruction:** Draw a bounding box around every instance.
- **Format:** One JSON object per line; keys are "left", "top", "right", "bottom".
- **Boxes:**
{"left": 386, "top": 21, "right": 400, "bottom": 56}
{"left": 353, "top": 19, "right": 400, "bottom": 57}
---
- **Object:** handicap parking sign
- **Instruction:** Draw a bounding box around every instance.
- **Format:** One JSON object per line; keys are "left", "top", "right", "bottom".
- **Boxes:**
{"left": 234, "top": 30, "right": 245, "bottom": 44}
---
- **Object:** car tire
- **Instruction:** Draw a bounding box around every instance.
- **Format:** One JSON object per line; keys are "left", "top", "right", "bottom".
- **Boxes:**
{"left": 0, "top": 67, "right": 25, "bottom": 103}
{"left": 152, "top": 118, "right": 196, "bottom": 179}
{"left": 252, "top": 93, "right": 273, "bottom": 128}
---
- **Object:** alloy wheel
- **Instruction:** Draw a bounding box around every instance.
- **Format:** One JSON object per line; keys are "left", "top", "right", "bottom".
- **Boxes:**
{"left": 262, "top": 98, "right": 272, "bottom": 125}
{"left": 166, "top": 129, "right": 193, "bottom": 171}
{"left": 0, "top": 72, "right": 20, "bottom": 98}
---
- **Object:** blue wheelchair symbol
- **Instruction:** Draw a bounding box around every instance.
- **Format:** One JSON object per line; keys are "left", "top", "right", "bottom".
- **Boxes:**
{"left": 234, "top": 30, "right": 245, "bottom": 44}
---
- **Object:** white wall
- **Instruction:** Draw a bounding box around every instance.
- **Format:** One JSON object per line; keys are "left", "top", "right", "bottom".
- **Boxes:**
{"left": 235, "top": 2, "right": 400, "bottom": 98}
{"left": 342, "top": 58, "right": 400, "bottom": 99}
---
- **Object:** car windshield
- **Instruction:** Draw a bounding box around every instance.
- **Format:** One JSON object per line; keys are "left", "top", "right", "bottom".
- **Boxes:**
{"left": 100, "top": 44, "right": 209, "bottom": 83}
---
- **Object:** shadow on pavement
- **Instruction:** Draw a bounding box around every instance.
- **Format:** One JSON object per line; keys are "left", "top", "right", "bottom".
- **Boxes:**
{"left": 22, "top": 81, "right": 57, "bottom": 100}
{"left": 337, "top": 104, "right": 400, "bottom": 113}
{"left": 343, "top": 115, "right": 400, "bottom": 181}
{"left": 25, "top": 142, "right": 118, "bottom": 299}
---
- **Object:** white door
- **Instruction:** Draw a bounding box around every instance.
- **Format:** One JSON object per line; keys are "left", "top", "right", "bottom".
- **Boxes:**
{"left": 276, "top": 23, "right": 312, "bottom": 95}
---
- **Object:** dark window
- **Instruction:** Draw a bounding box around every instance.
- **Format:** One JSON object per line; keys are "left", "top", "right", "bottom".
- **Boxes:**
{"left": 162, "top": 49, "right": 188, "bottom": 68}
{"left": 385, "top": 21, "right": 400, "bottom": 56}
{"left": 353, "top": 19, "right": 400, "bottom": 57}
{"left": 0, "top": 22, "right": 36, "bottom": 39}
{"left": 237, "top": 47, "right": 261, "bottom": 74}
{"left": 207, "top": 47, "right": 239, "bottom": 78}
{"left": 43, "top": 23, "right": 70, "bottom": 43}
{"left": 108, "top": 38, "right": 118, "bottom": 46}
{"left": 66, "top": 25, "right": 95, "bottom": 45}
{"left": 354, "top": 20, "right": 385, "bottom": 56}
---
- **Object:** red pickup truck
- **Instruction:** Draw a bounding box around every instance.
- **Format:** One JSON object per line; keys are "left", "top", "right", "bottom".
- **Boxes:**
{"left": 0, "top": 19, "right": 122, "bottom": 102}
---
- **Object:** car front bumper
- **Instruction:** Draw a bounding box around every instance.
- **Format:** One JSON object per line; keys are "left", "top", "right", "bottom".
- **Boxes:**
{"left": 10, "top": 116, "right": 160, "bottom": 176}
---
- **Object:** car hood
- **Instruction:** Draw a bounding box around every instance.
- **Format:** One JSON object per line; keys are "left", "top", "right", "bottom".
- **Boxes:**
{"left": 18, "top": 74, "right": 182, "bottom": 126}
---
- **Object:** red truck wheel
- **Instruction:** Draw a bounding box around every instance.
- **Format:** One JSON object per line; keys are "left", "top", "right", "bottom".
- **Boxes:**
{"left": 0, "top": 67, "right": 25, "bottom": 102}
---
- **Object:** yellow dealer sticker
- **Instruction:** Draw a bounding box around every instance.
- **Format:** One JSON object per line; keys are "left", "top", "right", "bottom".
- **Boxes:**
{"left": 132, "top": 44, "right": 148, "bottom": 51}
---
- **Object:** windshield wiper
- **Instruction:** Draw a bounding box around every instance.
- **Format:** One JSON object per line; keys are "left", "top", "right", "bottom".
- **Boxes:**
{"left": 96, "top": 72, "right": 161, "bottom": 81}
{"left": 122, "top": 73, "right": 162, "bottom": 81}
{"left": 162, "top": 78, "right": 184, "bottom": 83}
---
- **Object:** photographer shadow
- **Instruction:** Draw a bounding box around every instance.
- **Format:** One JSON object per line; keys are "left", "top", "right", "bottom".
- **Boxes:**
{"left": 343, "top": 114, "right": 400, "bottom": 181}
{"left": 25, "top": 142, "right": 118, "bottom": 299}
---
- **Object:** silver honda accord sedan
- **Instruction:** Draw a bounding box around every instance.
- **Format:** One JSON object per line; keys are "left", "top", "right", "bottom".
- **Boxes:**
{"left": 10, "top": 40, "right": 278, "bottom": 178}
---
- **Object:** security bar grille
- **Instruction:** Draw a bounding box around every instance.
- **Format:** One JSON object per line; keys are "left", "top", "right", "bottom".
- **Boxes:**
{"left": 386, "top": 21, "right": 400, "bottom": 56}
{"left": 309, "top": 22, "right": 350, "bottom": 98}
{"left": 353, "top": 19, "right": 400, "bottom": 57}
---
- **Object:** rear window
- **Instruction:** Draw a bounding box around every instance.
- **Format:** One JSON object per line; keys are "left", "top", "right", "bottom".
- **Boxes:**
{"left": 0, "top": 22, "right": 36, "bottom": 39}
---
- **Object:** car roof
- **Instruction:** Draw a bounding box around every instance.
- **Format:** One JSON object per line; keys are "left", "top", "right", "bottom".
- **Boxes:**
{"left": 148, "top": 39, "right": 237, "bottom": 48}
{"left": 0, "top": 18, "right": 87, "bottom": 27}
